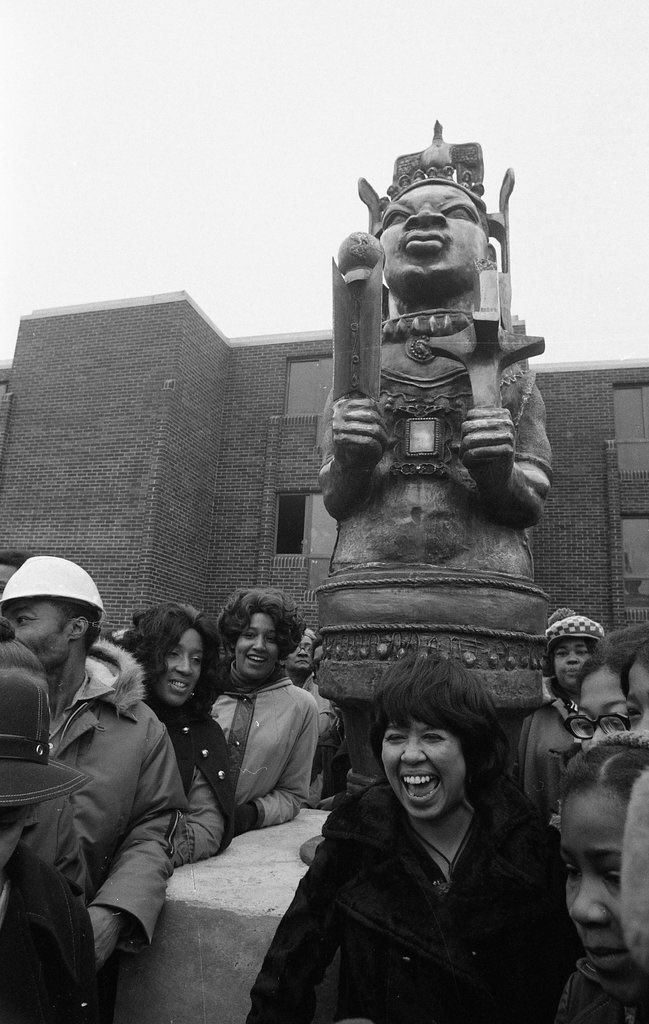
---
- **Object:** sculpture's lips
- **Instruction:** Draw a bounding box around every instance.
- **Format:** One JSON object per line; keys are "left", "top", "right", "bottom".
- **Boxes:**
{"left": 404, "top": 233, "right": 445, "bottom": 256}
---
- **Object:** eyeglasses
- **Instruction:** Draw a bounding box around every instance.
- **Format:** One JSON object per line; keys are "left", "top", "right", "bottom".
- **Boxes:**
{"left": 564, "top": 712, "right": 630, "bottom": 740}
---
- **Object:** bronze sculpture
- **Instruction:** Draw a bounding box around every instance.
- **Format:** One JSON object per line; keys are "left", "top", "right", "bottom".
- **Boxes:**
{"left": 316, "top": 124, "right": 552, "bottom": 787}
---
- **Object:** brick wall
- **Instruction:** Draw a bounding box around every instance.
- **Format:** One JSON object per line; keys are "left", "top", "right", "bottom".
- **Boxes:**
{"left": 205, "top": 341, "right": 330, "bottom": 623}
{"left": 0, "top": 297, "right": 229, "bottom": 627}
{"left": 534, "top": 363, "right": 649, "bottom": 630}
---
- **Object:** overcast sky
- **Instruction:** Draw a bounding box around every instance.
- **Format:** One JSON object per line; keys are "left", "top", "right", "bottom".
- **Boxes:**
{"left": 2, "top": 0, "right": 648, "bottom": 365}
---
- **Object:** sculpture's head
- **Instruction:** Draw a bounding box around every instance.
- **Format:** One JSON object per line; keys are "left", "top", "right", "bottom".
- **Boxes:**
{"left": 358, "top": 122, "right": 513, "bottom": 314}
{"left": 380, "top": 179, "right": 489, "bottom": 309}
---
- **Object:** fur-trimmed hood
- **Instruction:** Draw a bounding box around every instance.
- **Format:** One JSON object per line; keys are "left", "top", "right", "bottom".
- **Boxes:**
{"left": 85, "top": 639, "right": 146, "bottom": 715}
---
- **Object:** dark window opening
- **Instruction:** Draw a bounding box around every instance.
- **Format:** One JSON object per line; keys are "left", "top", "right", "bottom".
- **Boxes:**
{"left": 276, "top": 493, "right": 337, "bottom": 588}
{"left": 622, "top": 518, "right": 649, "bottom": 612}
{"left": 276, "top": 495, "right": 306, "bottom": 553}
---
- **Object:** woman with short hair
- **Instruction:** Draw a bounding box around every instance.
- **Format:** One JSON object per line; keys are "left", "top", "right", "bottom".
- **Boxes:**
{"left": 213, "top": 587, "right": 318, "bottom": 836}
{"left": 247, "top": 652, "right": 579, "bottom": 1024}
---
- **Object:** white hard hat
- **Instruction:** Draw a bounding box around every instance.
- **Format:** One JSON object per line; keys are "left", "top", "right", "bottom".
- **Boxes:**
{"left": 1, "top": 556, "right": 104, "bottom": 614}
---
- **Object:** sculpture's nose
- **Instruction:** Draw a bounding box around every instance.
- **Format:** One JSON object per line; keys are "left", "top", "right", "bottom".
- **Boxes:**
{"left": 407, "top": 204, "right": 447, "bottom": 230}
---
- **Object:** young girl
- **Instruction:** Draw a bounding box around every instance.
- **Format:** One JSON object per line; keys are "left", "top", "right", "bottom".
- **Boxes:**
{"left": 557, "top": 734, "right": 649, "bottom": 1023}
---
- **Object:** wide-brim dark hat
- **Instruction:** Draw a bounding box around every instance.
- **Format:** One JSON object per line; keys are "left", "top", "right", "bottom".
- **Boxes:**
{"left": 0, "top": 669, "right": 87, "bottom": 807}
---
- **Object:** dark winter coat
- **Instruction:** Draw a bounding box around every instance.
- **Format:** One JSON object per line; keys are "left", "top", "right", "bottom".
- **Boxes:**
{"left": 247, "top": 777, "right": 580, "bottom": 1024}
{"left": 0, "top": 841, "right": 98, "bottom": 1023}
{"left": 164, "top": 714, "right": 235, "bottom": 857}
{"left": 554, "top": 959, "right": 647, "bottom": 1024}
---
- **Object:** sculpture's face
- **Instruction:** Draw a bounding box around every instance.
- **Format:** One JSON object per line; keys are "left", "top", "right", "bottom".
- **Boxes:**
{"left": 381, "top": 182, "right": 488, "bottom": 308}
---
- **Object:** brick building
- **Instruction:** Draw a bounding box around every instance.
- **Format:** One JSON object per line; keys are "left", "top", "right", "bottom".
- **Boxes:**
{"left": 0, "top": 291, "right": 647, "bottom": 631}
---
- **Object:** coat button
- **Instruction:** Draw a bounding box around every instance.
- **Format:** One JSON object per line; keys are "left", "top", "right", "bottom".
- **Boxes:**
{"left": 201, "top": 749, "right": 209, "bottom": 758}
{"left": 182, "top": 727, "right": 190, "bottom": 734}
{"left": 218, "top": 770, "right": 225, "bottom": 780}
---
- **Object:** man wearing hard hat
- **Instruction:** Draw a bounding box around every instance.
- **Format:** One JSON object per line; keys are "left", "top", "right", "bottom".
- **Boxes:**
{"left": 2, "top": 556, "right": 187, "bottom": 1022}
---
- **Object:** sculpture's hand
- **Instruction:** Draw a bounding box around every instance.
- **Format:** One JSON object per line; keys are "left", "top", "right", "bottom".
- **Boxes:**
{"left": 460, "top": 407, "right": 515, "bottom": 489}
{"left": 332, "top": 397, "right": 387, "bottom": 470}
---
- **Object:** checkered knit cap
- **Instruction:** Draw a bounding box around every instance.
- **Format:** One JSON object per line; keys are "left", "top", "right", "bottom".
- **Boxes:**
{"left": 546, "top": 613, "right": 605, "bottom": 653}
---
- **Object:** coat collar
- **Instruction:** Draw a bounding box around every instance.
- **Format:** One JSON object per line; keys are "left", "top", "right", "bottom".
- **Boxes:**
{"left": 323, "top": 776, "right": 549, "bottom": 888}
{"left": 85, "top": 639, "right": 146, "bottom": 718}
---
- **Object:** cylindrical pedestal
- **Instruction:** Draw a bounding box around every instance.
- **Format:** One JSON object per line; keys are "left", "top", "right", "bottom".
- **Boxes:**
{"left": 316, "top": 567, "right": 547, "bottom": 787}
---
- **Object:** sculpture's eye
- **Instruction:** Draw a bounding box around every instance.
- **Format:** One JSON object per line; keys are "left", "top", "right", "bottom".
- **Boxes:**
{"left": 382, "top": 207, "right": 408, "bottom": 229}
{"left": 445, "top": 205, "right": 479, "bottom": 223}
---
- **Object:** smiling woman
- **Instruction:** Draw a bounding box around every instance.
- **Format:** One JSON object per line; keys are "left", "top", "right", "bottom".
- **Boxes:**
{"left": 213, "top": 588, "right": 319, "bottom": 836}
{"left": 117, "top": 602, "right": 235, "bottom": 865}
{"left": 246, "top": 653, "right": 580, "bottom": 1024}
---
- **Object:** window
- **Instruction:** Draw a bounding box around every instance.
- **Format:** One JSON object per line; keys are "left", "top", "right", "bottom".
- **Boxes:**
{"left": 622, "top": 518, "right": 649, "bottom": 613}
{"left": 286, "top": 358, "right": 332, "bottom": 415}
{"left": 276, "top": 493, "right": 337, "bottom": 590}
{"left": 614, "top": 387, "right": 649, "bottom": 472}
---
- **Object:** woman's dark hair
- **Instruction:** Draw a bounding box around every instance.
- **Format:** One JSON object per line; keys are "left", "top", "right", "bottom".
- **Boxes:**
{"left": 561, "top": 732, "right": 649, "bottom": 805}
{"left": 0, "top": 617, "right": 46, "bottom": 680}
{"left": 369, "top": 652, "right": 508, "bottom": 801}
{"left": 217, "top": 588, "right": 305, "bottom": 661}
{"left": 119, "top": 602, "right": 219, "bottom": 719}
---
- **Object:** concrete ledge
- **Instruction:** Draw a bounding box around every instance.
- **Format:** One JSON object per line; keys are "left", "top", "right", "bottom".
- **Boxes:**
{"left": 114, "top": 810, "right": 334, "bottom": 1023}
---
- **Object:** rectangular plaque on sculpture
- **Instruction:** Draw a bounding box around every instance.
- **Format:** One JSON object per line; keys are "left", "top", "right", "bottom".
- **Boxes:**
{"left": 406, "top": 418, "right": 442, "bottom": 457}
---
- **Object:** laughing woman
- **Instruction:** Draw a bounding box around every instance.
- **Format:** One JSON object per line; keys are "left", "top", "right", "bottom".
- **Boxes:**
{"left": 246, "top": 653, "right": 579, "bottom": 1024}
{"left": 119, "top": 602, "right": 234, "bottom": 865}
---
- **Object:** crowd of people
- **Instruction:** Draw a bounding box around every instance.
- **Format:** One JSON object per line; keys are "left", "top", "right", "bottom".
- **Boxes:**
{"left": 0, "top": 548, "right": 649, "bottom": 1023}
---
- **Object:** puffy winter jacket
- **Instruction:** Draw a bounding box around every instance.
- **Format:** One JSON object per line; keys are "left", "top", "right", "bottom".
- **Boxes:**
{"left": 50, "top": 640, "right": 187, "bottom": 946}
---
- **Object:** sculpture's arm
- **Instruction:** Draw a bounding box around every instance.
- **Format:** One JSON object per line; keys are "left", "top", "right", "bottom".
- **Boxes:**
{"left": 319, "top": 394, "right": 387, "bottom": 522}
{"left": 460, "top": 406, "right": 550, "bottom": 528}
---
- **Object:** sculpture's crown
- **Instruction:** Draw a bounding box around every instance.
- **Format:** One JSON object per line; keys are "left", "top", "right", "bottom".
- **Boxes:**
{"left": 387, "top": 121, "right": 485, "bottom": 202}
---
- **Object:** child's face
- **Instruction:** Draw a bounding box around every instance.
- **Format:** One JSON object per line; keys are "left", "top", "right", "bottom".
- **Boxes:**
{"left": 561, "top": 787, "right": 649, "bottom": 1005}
{"left": 553, "top": 639, "right": 591, "bottom": 697}
{"left": 627, "top": 661, "right": 649, "bottom": 733}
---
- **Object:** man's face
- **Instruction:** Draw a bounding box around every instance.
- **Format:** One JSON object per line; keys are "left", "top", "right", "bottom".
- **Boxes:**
{"left": 284, "top": 636, "right": 315, "bottom": 681}
{"left": 3, "top": 599, "right": 75, "bottom": 673}
{"left": 381, "top": 182, "right": 489, "bottom": 308}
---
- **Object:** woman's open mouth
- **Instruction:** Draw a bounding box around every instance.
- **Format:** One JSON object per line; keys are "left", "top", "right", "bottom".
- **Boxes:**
{"left": 169, "top": 679, "right": 190, "bottom": 693}
{"left": 402, "top": 773, "right": 440, "bottom": 800}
